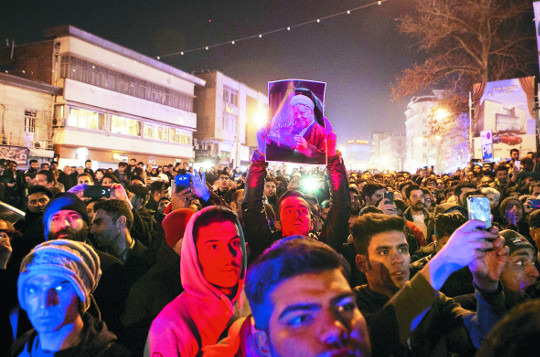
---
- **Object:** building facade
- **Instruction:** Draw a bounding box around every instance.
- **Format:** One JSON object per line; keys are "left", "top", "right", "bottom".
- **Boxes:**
{"left": 0, "top": 25, "right": 204, "bottom": 169}
{"left": 193, "top": 70, "right": 267, "bottom": 168}
{"left": 0, "top": 73, "right": 61, "bottom": 165}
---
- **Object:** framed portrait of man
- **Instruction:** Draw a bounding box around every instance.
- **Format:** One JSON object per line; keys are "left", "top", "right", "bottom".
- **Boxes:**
{"left": 266, "top": 79, "right": 327, "bottom": 165}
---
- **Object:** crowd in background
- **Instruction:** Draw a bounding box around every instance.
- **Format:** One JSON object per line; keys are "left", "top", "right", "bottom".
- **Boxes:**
{"left": 0, "top": 142, "right": 540, "bottom": 356}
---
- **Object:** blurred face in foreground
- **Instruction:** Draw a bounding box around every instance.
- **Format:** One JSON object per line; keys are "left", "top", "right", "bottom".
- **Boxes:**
{"left": 263, "top": 269, "right": 371, "bottom": 357}
{"left": 500, "top": 248, "right": 539, "bottom": 295}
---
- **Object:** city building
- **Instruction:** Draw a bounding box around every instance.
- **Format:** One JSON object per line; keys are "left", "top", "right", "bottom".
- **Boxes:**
{"left": 0, "top": 72, "right": 60, "bottom": 165}
{"left": 376, "top": 134, "right": 406, "bottom": 172}
{"left": 192, "top": 70, "right": 267, "bottom": 169}
{"left": 0, "top": 25, "right": 205, "bottom": 169}
{"left": 404, "top": 91, "right": 468, "bottom": 173}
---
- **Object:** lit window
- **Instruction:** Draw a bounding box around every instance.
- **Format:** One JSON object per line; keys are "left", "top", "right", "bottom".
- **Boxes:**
{"left": 144, "top": 122, "right": 168, "bottom": 141}
{"left": 110, "top": 115, "right": 141, "bottom": 137}
{"left": 67, "top": 108, "right": 105, "bottom": 131}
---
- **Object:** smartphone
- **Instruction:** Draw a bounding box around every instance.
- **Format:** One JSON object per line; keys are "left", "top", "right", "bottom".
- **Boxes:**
{"left": 514, "top": 160, "right": 520, "bottom": 171}
{"left": 175, "top": 174, "right": 191, "bottom": 193}
{"left": 384, "top": 191, "right": 394, "bottom": 204}
{"left": 83, "top": 185, "right": 111, "bottom": 198}
{"left": 529, "top": 199, "right": 540, "bottom": 209}
{"left": 467, "top": 196, "right": 491, "bottom": 229}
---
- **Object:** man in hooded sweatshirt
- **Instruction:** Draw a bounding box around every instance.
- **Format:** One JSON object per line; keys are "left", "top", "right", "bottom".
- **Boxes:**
{"left": 146, "top": 206, "right": 249, "bottom": 357}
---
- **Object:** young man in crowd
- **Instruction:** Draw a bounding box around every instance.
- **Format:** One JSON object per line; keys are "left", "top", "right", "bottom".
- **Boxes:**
{"left": 402, "top": 183, "right": 432, "bottom": 241}
{"left": 10, "top": 239, "right": 130, "bottom": 356}
{"left": 147, "top": 206, "right": 248, "bottom": 357}
{"left": 352, "top": 213, "right": 508, "bottom": 356}
{"left": 242, "top": 126, "right": 350, "bottom": 262}
{"left": 361, "top": 183, "right": 385, "bottom": 208}
{"left": 145, "top": 181, "right": 170, "bottom": 212}
{"left": 244, "top": 238, "right": 371, "bottom": 357}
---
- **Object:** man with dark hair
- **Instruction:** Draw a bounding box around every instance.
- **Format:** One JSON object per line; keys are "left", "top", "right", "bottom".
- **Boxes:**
{"left": 351, "top": 213, "right": 509, "bottom": 356}
{"left": 114, "top": 161, "right": 130, "bottom": 187}
{"left": 454, "top": 183, "right": 477, "bottom": 208}
{"left": 244, "top": 238, "right": 370, "bottom": 357}
{"left": 146, "top": 181, "right": 170, "bottom": 212}
{"left": 84, "top": 159, "right": 94, "bottom": 178}
{"left": 34, "top": 169, "right": 57, "bottom": 192}
{"left": 126, "top": 185, "right": 155, "bottom": 248}
{"left": 361, "top": 183, "right": 385, "bottom": 207}
{"left": 264, "top": 177, "right": 278, "bottom": 211}
{"left": 10, "top": 240, "right": 130, "bottom": 356}
{"left": 510, "top": 148, "right": 520, "bottom": 164}
{"left": 403, "top": 183, "right": 432, "bottom": 241}
{"left": 2, "top": 160, "right": 25, "bottom": 209}
{"left": 243, "top": 128, "right": 349, "bottom": 263}
{"left": 77, "top": 172, "right": 94, "bottom": 186}
{"left": 214, "top": 169, "right": 234, "bottom": 203}
{"left": 148, "top": 206, "right": 248, "bottom": 356}
{"left": 24, "top": 159, "right": 39, "bottom": 179}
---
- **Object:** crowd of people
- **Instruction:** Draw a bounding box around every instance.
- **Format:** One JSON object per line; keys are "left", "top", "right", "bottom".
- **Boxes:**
{"left": 1, "top": 127, "right": 540, "bottom": 356}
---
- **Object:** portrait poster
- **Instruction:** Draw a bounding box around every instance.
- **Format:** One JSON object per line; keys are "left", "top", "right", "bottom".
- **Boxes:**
{"left": 266, "top": 79, "right": 327, "bottom": 165}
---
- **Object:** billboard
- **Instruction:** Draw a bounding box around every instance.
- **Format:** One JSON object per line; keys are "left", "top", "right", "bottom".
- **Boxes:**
{"left": 472, "top": 77, "right": 536, "bottom": 161}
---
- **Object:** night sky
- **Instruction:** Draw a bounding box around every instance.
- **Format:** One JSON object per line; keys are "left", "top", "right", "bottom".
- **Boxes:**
{"left": 2, "top": 0, "right": 419, "bottom": 145}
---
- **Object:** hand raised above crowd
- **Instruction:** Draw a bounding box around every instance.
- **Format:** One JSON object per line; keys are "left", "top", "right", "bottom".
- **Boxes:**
{"left": 422, "top": 220, "right": 501, "bottom": 291}
{"left": 188, "top": 169, "right": 210, "bottom": 202}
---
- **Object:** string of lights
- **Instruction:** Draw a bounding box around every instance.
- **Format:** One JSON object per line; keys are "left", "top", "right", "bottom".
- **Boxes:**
{"left": 156, "top": 0, "right": 388, "bottom": 60}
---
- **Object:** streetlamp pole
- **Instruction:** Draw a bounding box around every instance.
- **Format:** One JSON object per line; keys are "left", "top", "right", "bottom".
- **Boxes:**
{"left": 468, "top": 91, "right": 473, "bottom": 159}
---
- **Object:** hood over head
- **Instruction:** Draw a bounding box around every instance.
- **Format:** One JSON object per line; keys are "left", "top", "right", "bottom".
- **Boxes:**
{"left": 180, "top": 205, "right": 247, "bottom": 306}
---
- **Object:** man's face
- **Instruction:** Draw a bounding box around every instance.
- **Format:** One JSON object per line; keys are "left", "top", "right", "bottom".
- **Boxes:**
{"left": 23, "top": 275, "right": 81, "bottom": 335}
{"left": 511, "top": 151, "right": 520, "bottom": 161}
{"left": 264, "top": 181, "right": 277, "bottom": 198}
{"left": 218, "top": 174, "right": 230, "bottom": 190}
{"left": 532, "top": 186, "right": 540, "bottom": 197}
{"left": 409, "top": 189, "right": 424, "bottom": 211}
{"left": 34, "top": 174, "right": 53, "bottom": 188}
{"left": 265, "top": 269, "right": 370, "bottom": 357}
{"left": 78, "top": 175, "right": 93, "bottom": 185}
{"left": 90, "top": 209, "right": 120, "bottom": 250}
{"left": 76, "top": 167, "right": 84, "bottom": 175}
{"left": 496, "top": 170, "right": 508, "bottom": 184}
{"left": 500, "top": 248, "right": 539, "bottom": 295}
{"left": 292, "top": 104, "right": 314, "bottom": 131}
{"left": 85, "top": 161, "right": 92, "bottom": 169}
{"left": 280, "top": 196, "right": 312, "bottom": 237}
{"left": 473, "top": 166, "right": 482, "bottom": 175}
{"left": 158, "top": 199, "right": 170, "bottom": 214}
{"left": 8, "top": 162, "right": 17, "bottom": 171}
{"left": 367, "top": 189, "right": 385, "bottom": 206}
{"left": 51, "top": 163, "right": 58, "bottom": 171}
{"left": 27, "top": 192, "right": 50, "bottom": 213}
{"left": 30, "top": 161, "right": 39, "bottom": 170}
{"left": 195, "top": 220, "right": 242, "bottom": 295}
{"left": 480, "top": 176, "right": 493, "bottom": 186}
{"left": 360, "top": 230, "right": 410, "bottom": 297}
{"left": 63, "top": 166, "right": 72, "bottom": 175}
{"left": 46, "top": 210, "right": 87, "bottom": 242}
{"left": 101, "top": 177, "right": 115, "bottom": 186}
{"left": 129, "top": 160, "right": 136, "bottom": 167}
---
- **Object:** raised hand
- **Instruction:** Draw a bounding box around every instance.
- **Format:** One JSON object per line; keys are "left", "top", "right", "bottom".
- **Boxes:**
{"left": 189, "top": 169, "right": 210, "bottom": 202}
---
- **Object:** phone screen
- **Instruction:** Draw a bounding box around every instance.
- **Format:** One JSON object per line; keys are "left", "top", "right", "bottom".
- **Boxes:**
{"left": 175, "top": 174, "right": 191, "bottom": 193}
{"left": 514, "top": 160, "right": 521, "bottom": 171}
{"left": 467, "top": 196, "right": 491, "bottom": 229}
{"left": 83, "top": 186, "right": 112, "bottom": 198}
{"left": 384, "top": 191, "right": 394, "bottom": 204}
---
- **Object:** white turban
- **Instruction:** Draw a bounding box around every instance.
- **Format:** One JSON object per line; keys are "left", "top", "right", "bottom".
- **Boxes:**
{"left": 290, "top": 94, "right": 314, "bottom": 110}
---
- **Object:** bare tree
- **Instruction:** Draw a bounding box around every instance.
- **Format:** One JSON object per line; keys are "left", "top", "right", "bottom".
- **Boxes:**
{"left": 392, "top": 0, "right": 536, "bottom": 101}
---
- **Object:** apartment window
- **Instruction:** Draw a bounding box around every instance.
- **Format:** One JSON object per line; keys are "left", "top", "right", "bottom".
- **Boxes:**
{"left": 223, "top": 86, "right": 238, "bottom": 107}
{"left": 171, "top": 128, "right": 192, "bottom": 145}
{"left": 222, "top": 112, "right": 237, "bottom": 132}
{"left": 110, "top": 115, "right": 141, "bottom": 137}
{"left": 24, "top": 111, "right": 37, "bottom": 133}
{"left": 67, "top": 107, "right": 105, "bottom": 131}
{"left": 144, "top": 122, "right": 169, "bottom": 141}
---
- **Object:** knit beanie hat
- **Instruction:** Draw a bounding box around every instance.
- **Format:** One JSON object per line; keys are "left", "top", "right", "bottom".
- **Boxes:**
{"left": 17, "top": 239, "right": 101, "bottom": 313}
{"left": 162, "top": 208, "right": 195, "bottom": 248}
{"left": 499, "top": 229, "right": 534, "bottom": 255}
{"left": 43, "top": 192, "right": 90, "bottom": 227}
